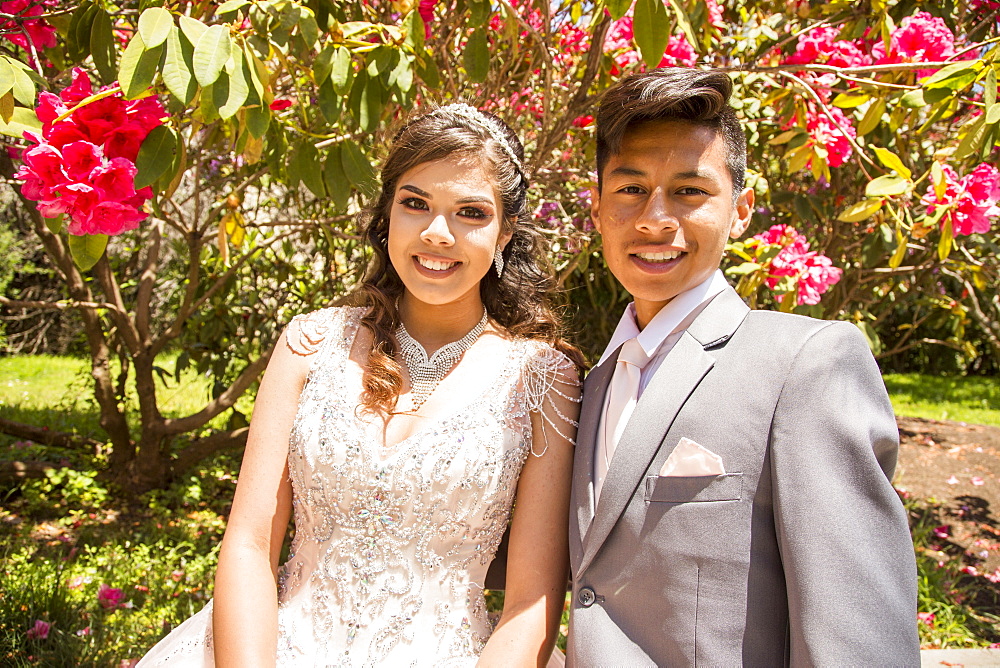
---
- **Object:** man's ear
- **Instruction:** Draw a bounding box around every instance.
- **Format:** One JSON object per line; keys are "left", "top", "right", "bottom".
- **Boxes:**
{"left": 729, "top": 186, "right": 754, "bottom": 239}
{"left": 590, "top": 185, "right": 603, "bottom": 234}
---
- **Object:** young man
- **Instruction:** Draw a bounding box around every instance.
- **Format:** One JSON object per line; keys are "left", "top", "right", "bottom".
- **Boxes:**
{"left": 567, "top": 68, "right": 920, "bottom": 666}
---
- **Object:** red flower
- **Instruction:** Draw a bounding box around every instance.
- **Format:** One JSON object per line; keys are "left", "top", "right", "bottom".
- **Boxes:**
{"left": 26, "top": 619, "right": 50, "bottom": 640}
{"left": 0, "top": 0, "right": 57, "bottom": 54}
{"left": 268, "top": 99, "right": 293, "bottom": 111}
{"left": 872, "top": 11, "right": 955, "bottom": 79}
{"left": 98, "top": 583, "right": 126, "bottom": 609}
{"left": 921, "top": 163, "right": 1000, "bottom": 237}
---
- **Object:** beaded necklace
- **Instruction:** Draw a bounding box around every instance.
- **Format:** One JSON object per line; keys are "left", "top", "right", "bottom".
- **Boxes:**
{"left": 395, "top": 309, "right": 489, "bottom": 410}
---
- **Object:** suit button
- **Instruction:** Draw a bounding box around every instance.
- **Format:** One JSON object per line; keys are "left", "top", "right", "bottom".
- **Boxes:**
{"left": 578, "top": 586, "right": 596, "bottom": 607}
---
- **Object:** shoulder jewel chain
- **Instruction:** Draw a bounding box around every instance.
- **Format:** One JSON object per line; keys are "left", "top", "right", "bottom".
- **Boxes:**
{"left": 395, "top": 309, "right": 489, "bottom": 411}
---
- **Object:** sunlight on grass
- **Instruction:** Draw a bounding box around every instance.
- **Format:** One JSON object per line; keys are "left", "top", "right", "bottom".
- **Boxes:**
{"left": 0, "top": 354, "right": 254, "bottom": 442}
{"left": 883, "top": 374, "right": 1000, "bottom": 427}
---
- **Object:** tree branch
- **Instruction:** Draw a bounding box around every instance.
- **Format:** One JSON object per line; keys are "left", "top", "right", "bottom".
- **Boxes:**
{"left": 172, "top": 427, "right": 250, "bottom": 474}
{"left": 0, "top": 415, "right": 103, "bottom": 450}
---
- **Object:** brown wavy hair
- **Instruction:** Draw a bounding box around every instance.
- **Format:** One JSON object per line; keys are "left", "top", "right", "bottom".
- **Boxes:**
{"left": 344, "top": 104, "right": 586, "bottom": 414}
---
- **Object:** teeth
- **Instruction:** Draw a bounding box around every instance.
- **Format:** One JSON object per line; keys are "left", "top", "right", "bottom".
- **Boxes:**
{"left": 636, "top": 251, "right": 682, "bottom": 262}
{"left": 417, "top": 257, "right": 458, "bottom": 271}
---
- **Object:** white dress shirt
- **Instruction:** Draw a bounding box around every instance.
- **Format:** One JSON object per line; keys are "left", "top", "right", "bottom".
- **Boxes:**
{"left": 594, "top": 270, "right": 730, "bottom": 497}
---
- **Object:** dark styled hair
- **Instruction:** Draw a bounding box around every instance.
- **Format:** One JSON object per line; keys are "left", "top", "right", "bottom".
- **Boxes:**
{"left": 345, "top": 105, "right": 585, "bottom": 413}
{"left": 595, "top": 68, "right": 747, "bottom": 197}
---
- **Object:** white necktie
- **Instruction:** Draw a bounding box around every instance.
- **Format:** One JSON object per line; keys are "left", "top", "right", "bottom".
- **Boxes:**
{"left": 595, "top": 337, "right": 648, "bottom": 502}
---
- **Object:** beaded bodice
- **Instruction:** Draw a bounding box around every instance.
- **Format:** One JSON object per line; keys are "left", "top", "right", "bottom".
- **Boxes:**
{"left": 273, "top": 306, "right": 578, "bottom": 666}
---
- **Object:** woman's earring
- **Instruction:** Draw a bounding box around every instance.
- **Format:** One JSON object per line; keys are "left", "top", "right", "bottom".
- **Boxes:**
{"left": 493, "top": 246, "right": 504, "bottom": 278}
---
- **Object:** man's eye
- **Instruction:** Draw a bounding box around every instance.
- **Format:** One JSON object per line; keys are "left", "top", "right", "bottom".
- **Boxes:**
{"left": 618, "top": 185, "right": 645, "bottom": 195}
{"left": 678, "top": 187, "right": 709, "bottom": 196}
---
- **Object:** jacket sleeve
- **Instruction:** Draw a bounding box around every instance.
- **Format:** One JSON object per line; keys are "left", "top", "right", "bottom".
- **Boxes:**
{"left": 769, "top": 321, "right": 920, "bottom": 666}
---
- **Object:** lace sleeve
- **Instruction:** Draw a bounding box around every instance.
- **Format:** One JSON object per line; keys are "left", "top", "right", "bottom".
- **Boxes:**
{"left": 284, "top": 307, "right": 343, "bottom": 356}
{"left": 523, "top": 345, "right": 583, "bottom": 456}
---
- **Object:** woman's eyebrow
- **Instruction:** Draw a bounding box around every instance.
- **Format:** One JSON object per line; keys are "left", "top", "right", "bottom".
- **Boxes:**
{"left": 399, "top": 184, "right": 431, "bottom": 197}
{"left": 456, "top": 196, "right": 493, "bottom": 204}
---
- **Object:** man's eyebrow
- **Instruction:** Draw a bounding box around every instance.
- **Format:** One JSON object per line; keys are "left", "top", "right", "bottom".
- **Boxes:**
{"left": 399, "top": 184, "right": 430, "bottom": 197}
{"left": 607, "top": 166, "right": 646, "bottom": 178}
{"left": 675, "top": 169, "right": 716, "bottom": 180}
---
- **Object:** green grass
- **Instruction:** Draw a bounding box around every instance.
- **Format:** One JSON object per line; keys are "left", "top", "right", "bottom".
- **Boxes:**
{"left": 883, "top": 374, "right": 1000, "bottom": 427}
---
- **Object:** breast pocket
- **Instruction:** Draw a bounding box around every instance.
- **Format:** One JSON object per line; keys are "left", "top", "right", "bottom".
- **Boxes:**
{"left": 644, "top": 472, "right": 743, "bottom": 503}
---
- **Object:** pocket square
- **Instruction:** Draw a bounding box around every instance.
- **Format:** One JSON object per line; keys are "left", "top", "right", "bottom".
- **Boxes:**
{"left": 658, "top": 437, "right": 726, "bottom": 477}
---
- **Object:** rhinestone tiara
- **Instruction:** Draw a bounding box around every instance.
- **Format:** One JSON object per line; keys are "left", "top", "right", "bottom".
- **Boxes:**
{"left": 436, "top": 103, "right": 525, "bottom": 175}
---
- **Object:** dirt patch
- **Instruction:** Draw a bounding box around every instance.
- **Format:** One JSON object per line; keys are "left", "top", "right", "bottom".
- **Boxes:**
{"left": 895, "top": 416, "right": 1000, "bottom": 624}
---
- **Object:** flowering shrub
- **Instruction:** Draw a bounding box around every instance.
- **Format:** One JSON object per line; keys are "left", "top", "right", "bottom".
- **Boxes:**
{"left": 15, "top": 68, "right": 164, "bottom": 237}
{"left": 604, "top": 13, "right": 697, "bottom": 75}
{"left": 872, "top": 12, "right": 956, "bottom": 79}
{"left": 804, "top": 104, "right": 856, "bottom": 168}
{"left": 0, "top": 0, "right": 57, "bottom": 53}
{"left": 922, "top": 163, "right": 1000, "bottom": 237}
{"left": 732, "top": 224, "right": 843, "bottom": 306}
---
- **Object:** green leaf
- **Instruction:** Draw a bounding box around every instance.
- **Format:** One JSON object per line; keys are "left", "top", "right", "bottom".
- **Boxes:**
{"left": 634, "top": 0, "right": 670, "bottom": 69}
{"left": 767, "top": 130, "right": 800, "bottom": 146}
{"left": 341, "top": 140, "right": 377, "bottom": 194}
{"left": 955, "top": 114, "right": 988, "bottom": 160}
{"left": 664, "top": 0, "right": 696, "bottom": 47}
{"left": 725, "top": 261, "right": 762, "bottom": 276}
{"left": 68, "top": 4, "right": 98, "bottom": 62}
{"left": 469, "top": 0, "right": 489, "bottom": 24}
{"left": 317, "top": 76, "right": 341, "bottom": 124}
{"left": 987, "top": 68, "right": 997, "bottom": 108}
{"left": 889, "top": 225, "right": 907, "bottom": 269}
{"left": 163, "top": 26, "right": 197, "bottom": 104}
{"left": 0, "top": 58, "right": 13, "bottom": 99}
{"left": 0, "top": 91, "right": 13, "bottom": 123}
{"left": 837, "top": 198, "right": 884, "bottom": 222}
{"left": 872, "top": 147, "right": 911, "bottom": 179}
{"left": 899, "top": 89, "right": 925, "bottom": 108}
{"left": 855, "top": 320, "right": 882, "bottom": 355}
{"left": 605, "top": 0, "right": 632, "bottom": 20}
{"left": 89, "top": 9, "right": 117, "bottom": 85}
{"left": 217, "top": 0, "right": 250, "bottom": 15}
{"left": 0, "top": 106, "right": 40, "bottom": 138}
{"left": 831, "top": 91, "right": 869, "bottom": 108}
{"left": 403, "top": 10, "right": 425, "bottom": 50}
{"left": 922, "top": 60, "right": 980, "bottom": 90}
{"left": 179, "top": 15, "right": 208, "bottom": 45}
{"left": 296, "top": 143, "right": 326, "bottom": 197}
{"left": 134, "top": 125, "right": 178, "bottom": 189}
{"left": 194, "top": 25, "right": 231, "bottom": 87}
{"left": 393, "top": 55, "right": 413, "bottom": 94}
{"left": 331, "top": 47, "right": 353, "bottom": 93}
{"left": 245, "top": 103, "right": 270, "bottom": 138}
{"left": 938, "top": 216, "right": 953, "bottom": 262}
{"left": 68, "top": 234, "right": 109, "bottom": 272}
{"left": 44, "top": 214, "right": 63, "bottom": 234}
{"left": 217, "top": 52, "right": 249, "bottom": 119}
{"left": 118, "top": 34, "right": 163, "bottom": 100}
{"left": 463, "top": 29, "right": 489, "bottom": 83}
{"left": 856, "top": 98, "right": 886, "bottom": 135}
{"left": 865, "top": 174, "right": 909, "bottom": 197}
{"left": 313, "top": 45, "right": 335, "bottom": 85}
{"left": 297, "top": 6, "right": 319, "bottom": 48}
{"left": 323, "top": 145, "right": 351, "bottom": 210}
{"left": 138, "top": 7, "right": 174, "bottom": 49}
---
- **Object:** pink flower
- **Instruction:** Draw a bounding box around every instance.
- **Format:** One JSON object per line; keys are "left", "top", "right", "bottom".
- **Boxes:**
{"left": 947, "top": 475, "right": 959, "bottom": 484}
{"left": 98, "top": 583, "right": 125, "bottom": 609}
{"left": 872, "top": 12, "right": 955, "bottom": 79}
{"left": 784, "top": 25, "right": 872, "bottom": 70}
{"left": 15, "top": 68, "right": 165, "bottom": 237}
{"left": 751, "top": 224, "right": 843, "bottom": 306}
{"left": 971, "top": 476, "right": 985, "bottom": 486}
{"left": 26, "top": 619, "right": 50, "bottom": 640}
{"left": 75, "top": 626, "right": 91, "bottom": 637}
{"left": 603, "top": 10, "right": 696, "bottom": 74}
{"left": 922, "top": 163, "right": 1000, "bottom": 237}
{"left": 917, "top": 611, "right": 936, "bottom": 627}
{"left": 659, "top": 35, "right": 697, "bottom": 67}
{"left": 418, "top": 0, "right": 437, "bottom": 39}
{"left": 705, "top": 0, "right": 724, "bottom": 28}
{"left": 805, "top": 104, "right": 855, "bottom": 168}
{"left": 268, "top": 99, "right": 293, "bottom": 111}
{"left": 573, "top": 115, "right": 594, "bottom": 128}
{"left": 933, "top": 525, "right": 951, "bottom": 539}
{"left": 0, "top": 0, "right": 57, "bottom": 54}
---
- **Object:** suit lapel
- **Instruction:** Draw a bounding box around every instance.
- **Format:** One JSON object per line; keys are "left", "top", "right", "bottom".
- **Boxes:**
{"left": 577, "top": 333, "right": 714, "bottom": 576}
{"left": 575, "top": 286, "right": 752, "bottom": 577}
{"left": 569, "top": 352, "right": 618, "bottom": 570}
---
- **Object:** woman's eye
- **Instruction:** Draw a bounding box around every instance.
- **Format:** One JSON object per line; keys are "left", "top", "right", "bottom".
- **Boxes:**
{"left": 398, "top": 197, "right": 428, "bottom": 210}
{"left": 459, "top": 206, "right": 489, "bottom": 220}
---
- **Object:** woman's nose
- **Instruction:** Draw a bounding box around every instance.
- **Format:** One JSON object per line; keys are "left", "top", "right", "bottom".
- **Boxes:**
{"left": 420, "top": 213, "right": 455, "bottom": 245}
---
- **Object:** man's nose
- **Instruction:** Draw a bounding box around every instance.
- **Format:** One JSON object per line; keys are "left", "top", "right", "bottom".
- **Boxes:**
{"left": 420, "top": 213, "right": 455, "bottom": 245}
{"left": 635, "top": 189, "right": 679, "bottom": 234}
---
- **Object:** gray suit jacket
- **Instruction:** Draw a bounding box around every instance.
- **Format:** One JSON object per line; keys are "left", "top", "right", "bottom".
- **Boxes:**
{"left": 567, "top": 287, "right": 920, "bottom": 667}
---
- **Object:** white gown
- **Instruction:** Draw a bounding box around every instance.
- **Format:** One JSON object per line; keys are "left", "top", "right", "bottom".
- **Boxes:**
{"left": 138, "top": 306, "right": 578, "bottom": 667}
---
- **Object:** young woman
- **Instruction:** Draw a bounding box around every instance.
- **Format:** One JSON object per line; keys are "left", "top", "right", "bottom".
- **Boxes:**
{"left": 138, "top": 104, "right": 583, "bottom": 667}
